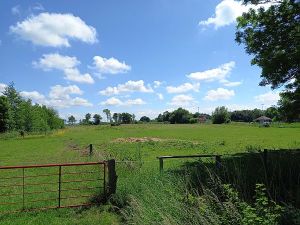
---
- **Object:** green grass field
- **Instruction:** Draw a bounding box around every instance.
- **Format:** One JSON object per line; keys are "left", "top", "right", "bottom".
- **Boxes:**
{"left": 0, "top": 123, "right": 299, "bottom": 224}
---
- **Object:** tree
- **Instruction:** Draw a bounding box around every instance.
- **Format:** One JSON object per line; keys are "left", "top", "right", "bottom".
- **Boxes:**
{"left": 212, "top": 106, "right": 230, "bottom": 124}
{"left": 68, "top": 115, "right": 76, "bottom": 125}
{"left": 83, "top": 113, "right": 91, "bottom": 124}
{"left": 278, "top": 88, "right": 300, "bottom": 122}
{"left": 121, "top": 113, "right": 132, "bottom": 124}
{"left": 103, "top": 109, "right": 111, "bottom": 123}
{"left": 140, "top": 116, "right": 150, "bottom": 123}
{"left": 169, "top": 108, "right": 191, "bottom": 124}
{"left": 112, "top": 113, "right": 119, "bottom": 123}
{"left": 265, "top": 106, "right": 280, "bottom": 120}
{"left": 236, "top": 0, "right": 300, "bottom": 121}
{"left": 3, "top": 82, "right": 22, "bottom": 130}
{"left": 93, "top": 114, "right": 102, "bottom": 125}
{"left": 0, "top": 96, "right": 9, "bottom": 132}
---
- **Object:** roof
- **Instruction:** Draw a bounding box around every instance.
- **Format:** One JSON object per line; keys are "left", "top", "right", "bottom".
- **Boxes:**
{"left": 254, "top": 116, "right": 272, "bottom": 121}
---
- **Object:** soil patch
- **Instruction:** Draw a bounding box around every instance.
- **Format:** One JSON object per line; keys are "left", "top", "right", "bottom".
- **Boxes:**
{"left": 112, "top": 137, "right": 164, "bottom": 143}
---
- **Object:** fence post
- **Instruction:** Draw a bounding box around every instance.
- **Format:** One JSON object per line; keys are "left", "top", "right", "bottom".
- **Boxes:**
{"left": 89, "top": 144, "right": 93, "bottom": 156}
{"left": 263, "top": 149, "right": 269, "bottom": 184}
{"left": 58, "top": 166, "right": 62, "bottom": 208}
{"left": 215, "top": 155, "right": 222, "bottom": 170}
{"left": 107, "top": 159, "right": 117, "bottom": 197}
{"left": 22, "top": 168, "right": 25, "bottom": 210}
{"left": 159, "top": 158, "right": 164, "bottom": 173}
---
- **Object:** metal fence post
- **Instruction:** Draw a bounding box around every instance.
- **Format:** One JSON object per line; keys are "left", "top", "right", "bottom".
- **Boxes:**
{"left": 58, "top": 166, "right": 62, "bottom": 208}
{"left": 107, "top": 159, "right": 117, "bottom": 197}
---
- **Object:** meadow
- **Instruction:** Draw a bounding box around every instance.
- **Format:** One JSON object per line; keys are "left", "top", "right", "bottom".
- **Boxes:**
{"left": 0, "top": 123, "right": 300, "bottom": 224}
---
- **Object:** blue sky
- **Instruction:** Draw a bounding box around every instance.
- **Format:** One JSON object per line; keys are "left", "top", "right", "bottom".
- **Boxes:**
{"left": 0, "top": 0, "right": 280, "bottom": 120}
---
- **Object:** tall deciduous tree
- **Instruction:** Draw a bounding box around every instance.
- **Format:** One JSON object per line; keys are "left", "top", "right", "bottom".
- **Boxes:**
{"left": 236, "top": 0, "right": 300, "bottom": 121}
{"left": 84, "top": 113, "right": 91, "bottom": 124}
{"left": 103, "top": 109, "right": 111, "bottom": 123}
{"left": 212, "top": 106, "right": 230, "bottom": 124}
{"left": 93, "top": 114, "right": 102, "bottom": 125}
{"left": 68, "top": 115, "right": 76, "bottom": 125}
{"left": 0, "top": 96, "right": 9, "bottom": 132}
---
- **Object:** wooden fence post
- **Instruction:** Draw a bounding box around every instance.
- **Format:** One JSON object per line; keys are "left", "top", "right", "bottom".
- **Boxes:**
{"left": 89, "top": 144, "right": 93, "bottom": 156}
{"left": 159, "top": 158, "right": 164, "bottom": 173}
{"left": 107, "top": 159, "right": 117, "bottom": 196}
{"left": 263, "top": 149, "right": 269, "bottom": 184}
{"left": 215, "top": 155, "right": 222, "bottom": 170}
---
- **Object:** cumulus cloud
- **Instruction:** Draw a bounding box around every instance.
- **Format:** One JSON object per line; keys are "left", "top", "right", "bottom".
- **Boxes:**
{"left": 48, "top": 85, "right": 92, "bottom": 108}
{"left": 49, "top": 85, "right": 83, "bottom": 99}
{"left": 93, "top": 56, "right": 131, "bottom": 74}
{"left": 0, "top": 83, "right": 7, "bottom": 95}
{"left": 169, "top": 94, "right": 197, "bottom": 107}
{"left": 33, "top": 53, "right": 94, "bottom": 84}
{"left": 187, "top": 61, "right": 235, "bottom": 82}
{"left": 10, "top": 13, "right": 97, "bottom": 47}
{"left": 153, "top": 81, "right": 162, "bottom": 88}
{"left": 101, "top": 97, "right": 146, "bottom": 106}
{"left": 199, "top": 0, "right": 273, "bottom": 29}
{"left": 21, "top": 85, "right": 92, "bottom": 108}
{"left": 157, "top": 93, "right": 164, "bottom": 100}
{"left": 254, "top": 91, "right": 280, "bottom": 106}
{"left": 20, "top": 91, "right": 46, "bottom": 102}
{"left": 99, "top": 80, "right": 153, "bottom": 96}
{"left": 220, "top": 79, "right": 242, "bottom": 87}
{"left": 166, "top": 82, "right": 200, "bottom": 94}
{"left": 204, "top": 88, "right": 235, "bottom": 101}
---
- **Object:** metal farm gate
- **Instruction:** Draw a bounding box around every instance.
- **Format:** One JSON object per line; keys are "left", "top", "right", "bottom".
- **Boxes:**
{"left": 0, "top": 160, "right": 117, "bottom": 213}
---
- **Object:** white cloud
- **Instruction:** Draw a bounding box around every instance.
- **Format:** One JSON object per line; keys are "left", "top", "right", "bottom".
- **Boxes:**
{"left": 157, "top": 93, "right": 164, "bottom": 100}
{"left": 153, "top": 81, "right": 162, "bottom": 88}
{"left": 10, "top": 12, "right": 97, "bottom": 47}
{"left": 220, "top": 79, "right": 242, "bottom": 87}
{"left": 19, "top": 85, "right": 92, "bottom": 108}
{"left": 93, "top": 56, "right": 131, "bottom": 74}
{"left": 101, "top": 97, "right": 123, "bottom": 106}
{"left": 33, "top": 53, "right": 94, "bottom": 84}
{"left": 187, "top": 61, "right": 235, "bottom": 82}
{"left": 254, "top": 91, "right": 280, "bottom": 106}
{"left": 199, "top": 0, "right": 274, "bottom": 29}
{"left": 204, "top": 88, "right": 235, "bottom": 101}
{"left": 126, "top": 98, "right": 146, "bottom": 106}
{"left": 70, "top": 97, "right": 93, "bottom": 107}
{"left": 166, "top": 82, "right": 200, "bottom": 94}
{"left": 31, "top": 3, "right": 44, "bottom": 11}
{"left": 99, "top": 80, "right": 153, "bottom": 96}
{"left": 0, "top": 83, "right": 7, "bottom": 95}
{"left": 20, "top": 91, "right": 46, "bottom": 102}
{"left": 101, "top": 97, "right": 146, "bottom": 106}
{"left": 169, "top": 94, "right": 197, "bottom": 107}
{"left": 49, "top": 85, "right": 83, "bottom": 99}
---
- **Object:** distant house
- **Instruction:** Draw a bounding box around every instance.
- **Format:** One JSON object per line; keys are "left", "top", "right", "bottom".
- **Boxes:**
{"left": 198, "top": 115, "right": 207, "bottom": 123}
{"left": 254, "top": 116, "right": 272, "bottom": 125}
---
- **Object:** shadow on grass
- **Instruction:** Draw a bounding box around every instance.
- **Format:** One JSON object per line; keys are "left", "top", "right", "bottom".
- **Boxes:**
{"left": 169, "top": 149, "right": 300, "bottom": 207}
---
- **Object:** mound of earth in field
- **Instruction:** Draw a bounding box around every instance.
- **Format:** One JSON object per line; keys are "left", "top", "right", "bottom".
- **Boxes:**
{"left": 112, "top": 137, "right": 164, "bottom": 143}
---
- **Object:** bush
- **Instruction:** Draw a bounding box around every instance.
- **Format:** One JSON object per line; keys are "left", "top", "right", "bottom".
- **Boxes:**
{"left": 189, "top": 118, "right": 198, "bottom": 124}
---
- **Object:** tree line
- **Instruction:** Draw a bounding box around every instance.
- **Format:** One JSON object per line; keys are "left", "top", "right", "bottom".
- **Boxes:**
{"left": 68, "top": 109, "right": 138, "bottom": 125}
{"left": 69, "top": 103, "right": 294, "bottom": 127}
{"left": 0, "top": 83, "right": 64, "bottom": 133}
